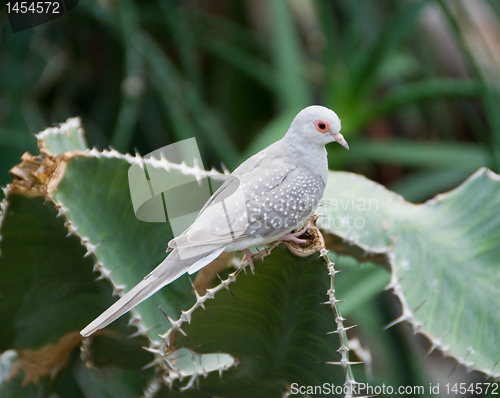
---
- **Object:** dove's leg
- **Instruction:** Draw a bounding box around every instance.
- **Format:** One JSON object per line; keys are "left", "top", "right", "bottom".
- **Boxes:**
{"left": 280, "top": 225, "right": 309, "bottom": 244}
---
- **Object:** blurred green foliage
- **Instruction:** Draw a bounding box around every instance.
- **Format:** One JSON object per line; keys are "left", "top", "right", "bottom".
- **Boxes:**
{"left": 2, "top": 0, "right": 500, "bottom": 201}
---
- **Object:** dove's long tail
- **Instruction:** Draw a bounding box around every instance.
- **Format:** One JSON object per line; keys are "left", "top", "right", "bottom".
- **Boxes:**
{"left": 80, "top": 246, "right": 225, "bottom": 337}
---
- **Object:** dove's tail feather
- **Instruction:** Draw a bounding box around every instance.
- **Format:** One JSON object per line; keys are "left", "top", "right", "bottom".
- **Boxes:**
{"left": 80, "top": 246, "right": 224, "bottom": 337}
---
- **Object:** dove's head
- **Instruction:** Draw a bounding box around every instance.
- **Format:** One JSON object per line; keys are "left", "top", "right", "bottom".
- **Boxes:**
{"left": 288, "top": 105, "right": 348, "bottom": 150}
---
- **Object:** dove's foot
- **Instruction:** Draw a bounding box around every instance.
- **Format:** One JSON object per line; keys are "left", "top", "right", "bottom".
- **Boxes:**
{"left": 280, "top": 225, "right": 309, "bottom": 244}
{"left": 242, "top": 248, "right": 256, "bottom": 273}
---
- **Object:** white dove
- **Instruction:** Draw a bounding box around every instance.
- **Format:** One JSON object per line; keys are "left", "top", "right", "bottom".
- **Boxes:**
{"left": 81, "top": 105, "right": 348, "bottom": 337}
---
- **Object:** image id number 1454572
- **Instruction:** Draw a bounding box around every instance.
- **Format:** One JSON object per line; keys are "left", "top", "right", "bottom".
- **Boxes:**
{"left": 6, "top": 2, "right": 60, "bottom": 14}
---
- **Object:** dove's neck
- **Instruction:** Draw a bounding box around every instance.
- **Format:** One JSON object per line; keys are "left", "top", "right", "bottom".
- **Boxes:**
{"left": 280, "top": 136, "right": 329, "bottom": 184}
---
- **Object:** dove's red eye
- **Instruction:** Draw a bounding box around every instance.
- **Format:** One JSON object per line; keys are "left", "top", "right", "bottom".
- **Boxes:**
{"left": 314, "top": 120, "right": 330, "bottom": 133}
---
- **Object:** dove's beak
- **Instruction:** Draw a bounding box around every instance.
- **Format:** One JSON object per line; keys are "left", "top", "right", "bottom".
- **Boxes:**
{"left": 332, "top": 131, "right": 349, "bottom": 150}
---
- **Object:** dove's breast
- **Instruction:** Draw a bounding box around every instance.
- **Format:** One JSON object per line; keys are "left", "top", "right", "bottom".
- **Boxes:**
{"left": 224, "top": 165, "right": 325, "bottom": 251}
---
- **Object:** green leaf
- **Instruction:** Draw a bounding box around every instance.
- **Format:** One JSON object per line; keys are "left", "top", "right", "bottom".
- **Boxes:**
{"left": 199, "top": 36, "right": 275, "bottom": 92}
{"left": 36, "top": 118, "right": 88, "bottom": 156}
{"left": 240, "top": 110, "right": 297, "bottom": 161}
{"left": 332, "top": 255, "right": 391, "bottom": 317}
{"left": 348, "top": 1, "right": 428, "bottom": 103}
{"left": 319, "top": 168, "right": 500, "bottom": 378}
{"left": 269, "top": 0, "right": 310, "bottom": 112}
{"left": 50, "top": 153, "right": 196, "bottom": 340}
{"left": 352, "top": 79, "right": 482, "bottom": 132}
{"left": 341, "top": 139, "right": 489, "bottom": 171}
{"left": 389, "top": 169, "right": 473, "bottom": 203}
{"left": 0, "top": 192, "right": 152, "bottom": 393}
{"left": 0, "top": 350, "right": 51, "bottom": 398}
{"left": 437, "top": 0, "right": 500, "bottom": 170}
{"left": 71, "top": 361, "right": 150, "bottom": 398}
{"left": 175, "top": 246, "right": 345, "bottom": 397}
{"left": 0, "top": 194, "right": 118, "bottom": 350}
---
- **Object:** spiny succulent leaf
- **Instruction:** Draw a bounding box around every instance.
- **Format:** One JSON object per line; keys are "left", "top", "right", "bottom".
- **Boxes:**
{"left": 332, "top": 255, "right": 391, "bottom": 316}
{"left": 319, "top": 168, "right": 500, "bottom": 378}
{"left": 51, "top": 155, "right": 196, "bottom": 339}
{"left": 37, "top": 118, "right": 88, "bottom": 156}
{"left": 0, "top": 194, "right": 153, "bottom": 393}
{"left": 70, "top": 360, "right": 152, "bottom": 398}
{"left": 0, "top": 350, "right": 51, "bottom": 398}
{"left": 175, "top": 246, "right": 345, "bottom": 397}
{"left": 0, "top": 195, "right": 120, "bottom": 349}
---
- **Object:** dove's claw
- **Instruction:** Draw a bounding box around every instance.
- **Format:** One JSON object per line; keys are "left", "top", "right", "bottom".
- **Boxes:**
{"left": 280, "top": 225, "right": 309, "bottom": 244}
{"left": 242, "top": 248, "right": 255, "bottom": 274}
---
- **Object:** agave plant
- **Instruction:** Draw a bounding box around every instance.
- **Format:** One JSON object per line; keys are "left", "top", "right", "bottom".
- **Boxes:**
{"left": 1, "top": 118, "right": 499, "bottom": 397}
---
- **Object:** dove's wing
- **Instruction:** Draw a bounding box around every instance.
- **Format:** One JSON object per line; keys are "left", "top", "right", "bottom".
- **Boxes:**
{"left": 169, "top": 145, "right": 294, "bottom": 251}
{"left": 173, "top": 156, "right": 325, "bottom": 252}
{"left": 234, "top": 165, "right": 325, "bottom": 242}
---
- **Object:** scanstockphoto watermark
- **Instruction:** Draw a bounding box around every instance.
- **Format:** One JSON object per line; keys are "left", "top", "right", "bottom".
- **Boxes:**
{"left": 320, "top": 197, "right": 379, "bottom": 230}
{"left": 289, "top": 382, "right": 499, "bottom": 396}
{"left": 289, "top": 382, "right": 405, "bottom": 396}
